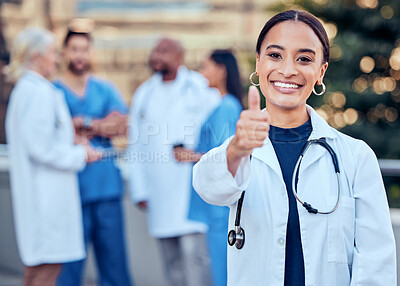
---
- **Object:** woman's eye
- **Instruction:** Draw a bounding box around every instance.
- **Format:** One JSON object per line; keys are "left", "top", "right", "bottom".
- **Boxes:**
{"left": 268, "top": 53, "right": 281, "bottom": 59}
{"left": 298, "top": 56, "right": 312, "bottom": 62}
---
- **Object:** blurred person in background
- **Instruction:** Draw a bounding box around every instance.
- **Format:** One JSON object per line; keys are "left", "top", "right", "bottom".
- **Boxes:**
{"left": 5, "top": 27, "right": 101, "bottom": 286}
{"left": 54, "top": 26, "right": 132, "bottom": 286}
{"left": 174, "top": 49, "right": 243, "bottom": 286}
{"left": 128, "top": 38, "right": 219, "bottom": 286}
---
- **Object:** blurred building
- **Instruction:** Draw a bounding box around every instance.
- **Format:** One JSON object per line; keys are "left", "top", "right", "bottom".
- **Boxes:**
{"left": 0, "top": 0, "right": 278, "bottom": 143}
{"left": 1, "top": 0, "right": 276, "bottom": 98}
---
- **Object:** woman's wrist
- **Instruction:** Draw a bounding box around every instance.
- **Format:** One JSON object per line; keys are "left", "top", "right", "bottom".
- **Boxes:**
{"left": 226, "top": 142, "right": 244, "bottom": 177}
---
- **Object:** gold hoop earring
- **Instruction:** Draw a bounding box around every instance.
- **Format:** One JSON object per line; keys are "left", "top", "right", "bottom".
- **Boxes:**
{"left": 313, "top": 82, "right": 326, "bottom": 96}
{"left": 249, "top": 72, "right": 260, "bottom": 87}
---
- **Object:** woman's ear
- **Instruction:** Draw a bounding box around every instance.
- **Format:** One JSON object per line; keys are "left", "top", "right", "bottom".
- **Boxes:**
{"left": 28, "top": 52, "right": 42, "bottom": 68}
{"left": 318, "top": 62, "right": 329, "bottom": 84}
{"left": 255, "top": 54, "right": 260, "bottom": 75}
{"left": 219, "top": 64, "right": 227, "bottom": 80}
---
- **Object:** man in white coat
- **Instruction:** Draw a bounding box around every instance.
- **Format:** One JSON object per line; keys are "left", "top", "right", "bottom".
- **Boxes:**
{"left": 5, "top": 27, "right": 101, "bottom": 286}
{"left": 128, "top": 38, "right": 219, "bottom": 286}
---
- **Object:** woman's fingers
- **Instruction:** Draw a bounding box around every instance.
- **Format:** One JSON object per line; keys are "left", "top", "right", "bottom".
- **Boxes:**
{"left": 228, "top": 86, "right": 271, "bottom": 162}
{"left": 248, "top": 86, "right": 261, "bottom": 111}
{"left": 240, "top": 109, "right": 270, "bottom": 122}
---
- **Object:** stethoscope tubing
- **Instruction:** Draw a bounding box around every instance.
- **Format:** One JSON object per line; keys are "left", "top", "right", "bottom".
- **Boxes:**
{"left": 291, "top": 139, "right": 341, "bottom": 214}
{"left": 229, "top": 138, "right": 341, "bottom": 249}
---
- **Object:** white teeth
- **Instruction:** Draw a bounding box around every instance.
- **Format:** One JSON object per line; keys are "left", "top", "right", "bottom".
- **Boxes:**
{"left": 273, "top": 82, "right": 299, "bottom": 89}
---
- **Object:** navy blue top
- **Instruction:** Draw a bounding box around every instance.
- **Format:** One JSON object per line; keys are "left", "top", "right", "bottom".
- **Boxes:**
{"left": 269, "top": 118, "right": 312, "bottom": 286}
{"left": 53, "top": 76, "right": 128, "bottom": 203}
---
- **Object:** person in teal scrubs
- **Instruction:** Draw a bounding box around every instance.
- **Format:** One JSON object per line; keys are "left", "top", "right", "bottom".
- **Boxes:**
{"left": 174, "top": 50, "right": 243, "bottom": 286}
{"left": 54, "top": 29, "right": 132, "bottom": 286}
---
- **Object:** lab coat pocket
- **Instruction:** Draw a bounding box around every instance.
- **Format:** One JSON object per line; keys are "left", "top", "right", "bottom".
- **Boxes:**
{"left": 327, "top": 196, "right": 355, "bottom": 264}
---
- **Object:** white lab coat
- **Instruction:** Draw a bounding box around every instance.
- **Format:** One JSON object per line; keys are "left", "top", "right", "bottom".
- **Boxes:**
{"left": 6, "top": 71, "right": 87, "bottom": 266}
{"left": 193, "top": 105, "right": 396, "bottom": 286}
{"left": 128, "top": 66, "right": 220, "bottom": 238}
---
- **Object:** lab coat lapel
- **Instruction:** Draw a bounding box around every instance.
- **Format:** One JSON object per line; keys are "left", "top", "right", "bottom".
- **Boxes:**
{"left": 251, "top": 106, "right": 336, "bottom": 185}
{"left": 252, "top": 138, "right": 285, "bottom": 183}
{"left": 299, "top": 105, "right": 337, "bottom": 174}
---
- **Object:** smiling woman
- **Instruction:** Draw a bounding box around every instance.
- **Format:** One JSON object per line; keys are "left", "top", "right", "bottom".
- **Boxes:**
{"left": 192, "top": 10, "right": 397, "bottom": 286}
{"left": 255, "top": 17, "right": 328, "bottom": 128}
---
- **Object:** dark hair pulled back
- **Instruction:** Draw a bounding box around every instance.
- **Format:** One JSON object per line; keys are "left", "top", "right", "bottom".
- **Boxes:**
{"left": 210, "top": 49, "right": 243, "bottom": 106}
{"left": 256, "top": 10, "right": 330, "bottom": 63}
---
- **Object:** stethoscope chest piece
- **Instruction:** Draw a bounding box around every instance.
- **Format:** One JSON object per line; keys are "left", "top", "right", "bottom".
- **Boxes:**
{"left": 228, "top": 191, "right": 246, "bottom": 249}
{"left": 228, "top": 226, "right": 245, "bottom": 249}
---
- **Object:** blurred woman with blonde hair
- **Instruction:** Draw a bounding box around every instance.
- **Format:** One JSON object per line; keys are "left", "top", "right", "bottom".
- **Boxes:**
{"left": 5, "top": 27, "right": 101, "bottom": 286}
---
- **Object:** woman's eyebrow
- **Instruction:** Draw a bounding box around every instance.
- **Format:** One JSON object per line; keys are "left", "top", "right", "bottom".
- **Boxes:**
{"left": 266, "top": 44, "right": 284, "bottom": 50}
{"left": 298, "top": 48, "right": 316, "bottom": 55}
{"left": 265, "top": 45, "right": 316, "bottom": 55}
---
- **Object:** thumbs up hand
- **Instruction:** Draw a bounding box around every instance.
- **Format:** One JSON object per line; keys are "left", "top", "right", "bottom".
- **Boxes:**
{"left": 226, "top": 86, "right": 270, "bottom": 176}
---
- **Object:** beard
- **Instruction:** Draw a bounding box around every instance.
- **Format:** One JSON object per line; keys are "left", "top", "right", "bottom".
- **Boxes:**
{"left": 152, "top": 65, "right": 169, "bottom": 75}
{"left": 68, "top": 61, "right": 90, "bottom": 76}
{"left": 159, "top": 68, "right": 169, "bottom": 75}
{"left": 150, "top": 60, "right": 170, "bottom": 75}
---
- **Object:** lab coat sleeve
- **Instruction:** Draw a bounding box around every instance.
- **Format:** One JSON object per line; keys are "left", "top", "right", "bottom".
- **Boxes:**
{"left": 350, "top": 141, "right": 396, "bottom": 285}
{"left": 193, "top": 137, "right": 251, "bottom": 206}
{"left": 127, "top": 86, "right": 150, "bottom": 203}
{"left": 24, "top": 90, "right": 86, "bottom": 171}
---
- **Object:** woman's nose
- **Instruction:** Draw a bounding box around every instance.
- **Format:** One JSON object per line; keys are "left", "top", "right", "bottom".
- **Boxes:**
{"left": 278, "top": 59, "right": 298, "bottom": 77}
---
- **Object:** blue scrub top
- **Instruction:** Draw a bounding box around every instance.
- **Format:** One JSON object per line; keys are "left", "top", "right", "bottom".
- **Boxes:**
{"left": 189, "top": 93, "right": 242, "bottom": 224}
{"left": 54, "top": 76, "right": 128, "bottom": 203}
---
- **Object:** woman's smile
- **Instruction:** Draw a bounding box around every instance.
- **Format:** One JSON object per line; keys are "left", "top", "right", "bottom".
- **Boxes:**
{"left": 256, "top": 20, "right": 328, "bottom": 116}
{"left": 271, "top": 80, "right": 303, "bottom": 94}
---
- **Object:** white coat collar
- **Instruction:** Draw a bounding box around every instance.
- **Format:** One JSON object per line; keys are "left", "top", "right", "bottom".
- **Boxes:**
{"left": 306, "top": 105, "right": 337, "bottom": 140}
{"left": 152, "top": 65, "right": 188, "bottom": 86}
{"left": 23, "top": 70, "right": 53, "bottom": 88}
{"left": 251, "top": 105, "right": 337, "bottom": 181}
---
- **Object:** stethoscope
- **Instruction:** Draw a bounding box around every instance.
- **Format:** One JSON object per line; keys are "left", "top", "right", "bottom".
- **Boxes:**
{"left": 228, "top": 138, "right": 341, "bottom": 249}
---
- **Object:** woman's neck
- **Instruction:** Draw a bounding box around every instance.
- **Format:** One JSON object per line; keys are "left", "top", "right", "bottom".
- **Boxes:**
{"left": 266, "top": 103, "right": 309, "bottom": 128}
{"left": 28, "top": 64, "right": 48, "bottom": 79}
{"left": 216, "top": 83, "right": 228, "bottom": 97}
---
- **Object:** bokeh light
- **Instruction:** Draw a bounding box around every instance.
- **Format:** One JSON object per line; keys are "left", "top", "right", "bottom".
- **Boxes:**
{"left": 329, "top": 92, "right": 346, "bottom": 108}
{"left": 390, "top": 69, "right": 400, "bottom": 80}
{"left": 323, "top": 22, "right": 338, "bottom": 40}
{"left": 360, "top": 56, "right": 375, "bottom": 73}
{"left": 330, "top": 45, "right": 343, "bottom": 61}
{"left": 391, "top": 88, "right": 400, "bottom": 102}
{"left": 380, "top": 5, "right": 394, "bottom": 19}
{"left": 344, "top": 108, "right": 359, "bottom": 125}
{"left": 352, "top": 77, "right": 369, "bottom": 93}
{"left": 389, "top": 47, "right": 400, "bottom": 70}
{"left": 333, "top": 112, "right": 346, "bottom": 128}
{"left": 312, "top": 0, "right": 328, "bottom": 5}
{"left": 385, "top": 107, "right": 398, "bottom": 122}
{"left": 372, "top": 77, "right": 396, "bottom": 94}
{"left": 356, "top": 0, "right": 378, "bottom": 9}
{"left": 315, "top": 108, "right": 328, "bottom": 120}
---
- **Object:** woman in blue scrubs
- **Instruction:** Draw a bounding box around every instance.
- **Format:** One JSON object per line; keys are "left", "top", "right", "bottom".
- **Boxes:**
{"left": 174, "top": 50, "right": 243, "bottom": 286}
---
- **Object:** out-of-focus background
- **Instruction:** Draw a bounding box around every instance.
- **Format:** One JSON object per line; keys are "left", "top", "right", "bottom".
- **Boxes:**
{"left": 1, "top": 0, "right": 400, "bottom": 285}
